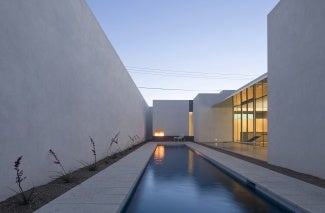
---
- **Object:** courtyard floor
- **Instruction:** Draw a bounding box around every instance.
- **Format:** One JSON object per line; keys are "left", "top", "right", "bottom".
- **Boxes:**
{"left": 202, "top": 141, "right": 268, "bottom": 161}
{"left": 36, "top": 142, "right": 325, "bottom": 213}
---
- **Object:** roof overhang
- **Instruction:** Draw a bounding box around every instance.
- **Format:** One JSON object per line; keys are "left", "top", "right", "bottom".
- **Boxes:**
{"left": 212, "top": 73, "right": 268, "bottom": 108}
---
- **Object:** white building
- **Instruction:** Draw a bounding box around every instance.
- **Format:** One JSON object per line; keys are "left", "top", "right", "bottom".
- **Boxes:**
{"left": 153, "top": 0, "right": 325, "bottom": 180}
{"left": 268, "top": 0, "right": 325, "bottom": 178}
{"left": 1, "top": 0, "right": 325, "bottom": 203}
{"left": 193, "top": 91, "right": 234, "bottom": 143}
{"left": 152, "top": 100, "right": 193, "bottom": 140}
{"left": 0, "top": 0, "right": 150, "bottom": 201}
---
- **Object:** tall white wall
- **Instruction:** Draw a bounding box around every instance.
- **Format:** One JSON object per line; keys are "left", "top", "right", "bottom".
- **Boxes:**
{"left": 194, "top": 91, "right": 234, "bottom": 142}
{"left": 268, "top": 0, "right": 325, "bottom": 178}
{"left": 153, "top": 100, "right": 189, "bottom": 136}
{"left": 0, "top": 0, "right": 149, "bottom": 201}
{"left": 146, "top": 107, "right": 153, "bottom": 140}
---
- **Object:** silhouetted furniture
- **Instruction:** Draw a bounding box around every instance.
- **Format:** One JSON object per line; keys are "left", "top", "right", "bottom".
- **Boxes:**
{"left": 174, "top": 135, "right": 185, "bottom": 142}
{"left": 240, "top": 135, "right": 261, "bottom": 146}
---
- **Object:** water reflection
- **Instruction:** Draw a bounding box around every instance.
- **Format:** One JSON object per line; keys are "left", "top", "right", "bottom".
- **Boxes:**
{"left": 188, "top": 150, "right": 194, "bottom": 175}
{"left": 124, "top": 145, "right": 288, "bottom": 213}
{"left": 154, "top": 145, "right": 165, "bottom": 164}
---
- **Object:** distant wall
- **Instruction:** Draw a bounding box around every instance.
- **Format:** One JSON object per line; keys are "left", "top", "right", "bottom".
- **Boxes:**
{"left": 0, "top": 0, "right": 149, "bottom": 201}
{"left": 194, "top": 91, "right": 234, "bottom": 142}
{"left": 268, "top": 0, "right": 325, "bottom": 178}
{"left": 146, "top": 107, "right": 153, "bottom": 140}
{"left": 152, "top": 100, "right": 189, "bottom": 136}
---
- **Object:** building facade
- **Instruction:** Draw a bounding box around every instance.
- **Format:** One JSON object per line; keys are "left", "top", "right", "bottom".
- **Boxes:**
{"left": 0, "top": 0, "right": 150, "bottom": 201}
{"left": 268, "top": 0, "right": 325, "bottom": 178}
{"left": 232, "top": 75, "right": 268, "bottom": 144}
{"left": 1, "top": 0, "right": 325, "bottom": 203}
{"left": 152, "top": 100, "right": 193, "bottom": 140}
{"left": 154, "top": 75, "right": 268, "bottom": 145}
{"left": 193, "top": 91, "right": 234, "bottom": 143}
{"left": 151, "top": 1, "right": 325, "bottom": 180}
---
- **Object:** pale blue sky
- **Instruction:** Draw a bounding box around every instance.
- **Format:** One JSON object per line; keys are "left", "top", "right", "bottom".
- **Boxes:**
{"left": 86, "top": 0, "right": 279, "bottom": 106}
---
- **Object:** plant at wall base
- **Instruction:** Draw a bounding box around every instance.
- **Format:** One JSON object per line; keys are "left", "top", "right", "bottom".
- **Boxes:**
{"left": 49, "top": 149, "right": 72, "bottom": 183}
{"left": 13, "top": 156, "right": 33, "bottom": 205}
{"left": 89, "top": 136, "right": 97, "bottom": 171}
{"left": 78, "top": 136, "right": 97, "bottom": 171}
{"left": 128, "top": 135, "right": 135, "bottom": 149}
{"left": 106, "top": 132, "right": 120, "bottom": 162}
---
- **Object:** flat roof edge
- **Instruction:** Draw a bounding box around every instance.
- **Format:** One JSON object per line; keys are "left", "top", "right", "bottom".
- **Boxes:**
{"left": 212, "top": 73, "right": 268, "bottom": 107}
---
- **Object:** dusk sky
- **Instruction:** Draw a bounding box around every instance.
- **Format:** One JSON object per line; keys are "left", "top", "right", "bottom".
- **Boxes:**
{"left": 86, "top": 0, "right": 279, "bottom": 106}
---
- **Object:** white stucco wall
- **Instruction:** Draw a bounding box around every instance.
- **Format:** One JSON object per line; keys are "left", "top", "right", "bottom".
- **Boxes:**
{"left": 146, "top": 107, "right": 153, "bottom": 140}
{"left": 268, "top": 0, "right": 325, "bottom": 178}
{"left": 0, "top": 0, "right": 149, "bottom": 201}
{"left": 152, "top": 100, "right": 189, "bottom": 136}
{"left": 194, "top": 91, "right": 234, "bottom": 142}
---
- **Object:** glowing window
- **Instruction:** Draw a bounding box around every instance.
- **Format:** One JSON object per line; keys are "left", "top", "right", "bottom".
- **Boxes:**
{"left": 154, "top": 130, "right": 165, "bottom": 136}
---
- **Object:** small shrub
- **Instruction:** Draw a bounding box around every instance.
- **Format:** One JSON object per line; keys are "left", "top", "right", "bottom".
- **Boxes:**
{"left": 89, "top": 136, "right": 97, "bottom": 171}
{"left": 106, "top": 132, "right": 121, "bottom": 163}
{"left": 135, "top": 134, "right": 141, "bottom": 141}
{"left": 128, "top": 135, "right": 135, "bottom": 148}
{"left": 78, "top": 137, "right": 97, "bottom": 171}
{"left": 49, "top": 149, "right": 72, "bottom": 183}
{"left": 13, "top": 156, "right": 33, "bottom": 205}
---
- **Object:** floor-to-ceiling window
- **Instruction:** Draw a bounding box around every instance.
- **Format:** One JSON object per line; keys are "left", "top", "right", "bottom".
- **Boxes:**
{"left": 233, "top": 93, "right": 241, "bottom": 142}
{"left": 189, "top": 100, "right": 194, "bottom": 136}
{"left": 255, "top": 79, "right": 268, "bottom": 143}
{"left": 233, "top": 78, "right": 268, "bottom": 144}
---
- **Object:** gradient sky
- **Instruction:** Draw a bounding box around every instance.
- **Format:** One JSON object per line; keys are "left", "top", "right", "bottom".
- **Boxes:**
{"left": 86, "top": 0, "right": 279, "bottom": 106}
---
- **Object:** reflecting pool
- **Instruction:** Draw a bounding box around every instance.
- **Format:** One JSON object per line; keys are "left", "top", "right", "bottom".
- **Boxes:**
{"left": 123, "top": 145, "right": 289, "bottom": 213}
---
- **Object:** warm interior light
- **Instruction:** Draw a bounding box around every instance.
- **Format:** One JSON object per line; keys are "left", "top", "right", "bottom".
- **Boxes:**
{"left": 154, "top": 130, "right": 165, "bottom": 136}
{"left": 189, "top": 112, "right": 194, "bottom": 136}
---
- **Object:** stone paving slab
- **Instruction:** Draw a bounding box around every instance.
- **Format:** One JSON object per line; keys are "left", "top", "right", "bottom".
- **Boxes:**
{"left": 187, "top": 142, "right": 325, "bottom": 213}
{"left": 35, "top": 143, "right": 157, "bottom": 213}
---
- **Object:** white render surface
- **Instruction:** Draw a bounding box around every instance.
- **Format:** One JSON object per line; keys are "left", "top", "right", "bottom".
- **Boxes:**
{"left": 152, "top": 100, "right": 189, "bottom": 136}
{"left": 37, "top": 142, "right": 325, "bottom": 212}
{"left": 0, "top": 0, "right": 148, "bottom": 201}
{"left": 193, "top": 91, "right": 234, "bottom": 142}
{"left": 268, "top": 0, "right": 325, "bottom": 178}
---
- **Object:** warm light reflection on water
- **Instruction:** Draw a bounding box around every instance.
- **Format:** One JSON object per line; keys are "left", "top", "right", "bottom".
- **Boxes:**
{"left": 193, "top": 149, "right": 203, "bottom": 157}
{"left": 188, "top": 150, "right": 194, "bottom": 174}
{"left": 154, "top": 145, "right": 165, "bottom": 164}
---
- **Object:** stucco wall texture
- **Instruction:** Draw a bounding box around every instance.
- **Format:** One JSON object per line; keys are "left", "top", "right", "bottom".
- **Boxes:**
{"left": 268, "top": 0, "right": 325, "bottom": 178}
{"left": 153, "top": 100, "right": 189, "bottom": 136}
{"left": 194, "top": 91, "right": 234, "bottom": 143}
{"left": 0, "top": 0, "right": 149, "bottom": 201}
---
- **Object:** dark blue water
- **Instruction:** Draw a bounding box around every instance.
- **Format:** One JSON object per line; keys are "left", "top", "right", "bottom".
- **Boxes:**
{"left": 123, "top": 145, "right": 289, "bottom": 213}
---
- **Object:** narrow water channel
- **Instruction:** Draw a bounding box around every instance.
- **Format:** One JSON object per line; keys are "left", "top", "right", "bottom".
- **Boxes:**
{"left": 123, "top": 145, "right": 288, "bottom": 213}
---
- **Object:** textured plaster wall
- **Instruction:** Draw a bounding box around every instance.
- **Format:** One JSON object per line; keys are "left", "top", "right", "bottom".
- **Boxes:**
{"left": 194, "top": 91, "right": 234, "bottom": 142}
{"left": 268, "top": 0, "right": 325, "bottom": 178}
{"left": 0, "top": 0, "right": 149, "bottom": 201}
{"left": 152, "top": 100, "right": 189, "bottom": 136}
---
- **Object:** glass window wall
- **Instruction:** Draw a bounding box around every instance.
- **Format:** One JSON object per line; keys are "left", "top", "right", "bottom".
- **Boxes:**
{"left": 233, "top": 78, "right": 268, "bottom": 144}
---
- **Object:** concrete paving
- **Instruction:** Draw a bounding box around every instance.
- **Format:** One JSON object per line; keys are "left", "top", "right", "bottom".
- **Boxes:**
{"left": 36, "top": 142, "right": 325, "bottom": 213}
{"left": 35, "top": 143, "right": 156, "bottom": 213}
{"left": 187, "top": 142, "right": 325, "bottom": 213}
{"left": 202, "top": 141, "right": 268, "bottom": 161}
